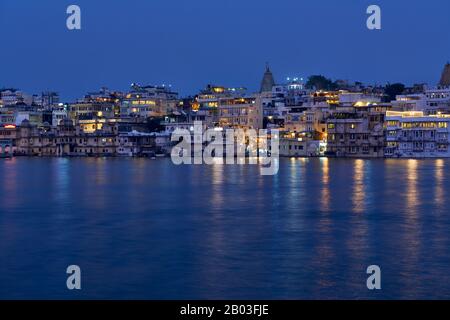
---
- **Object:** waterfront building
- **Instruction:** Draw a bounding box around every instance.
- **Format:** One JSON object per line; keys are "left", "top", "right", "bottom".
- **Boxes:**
{"left": 326, "top": 103, "right": 391, "bottom": 157}
{"left": 279, "top": 131, "right": 326, "bottom": 157}
{"left": 10, "top": 117, "right": 162, "bottom": 157}
{"left": 152, "top": 132, "right": 172, "bottom": 155}
{"left": 0, "top": 124, "right": 17, "bottom": 156}
{"left": 423, "top": 87, "right": 450, "bottom": 114}
{"left": 15, "top": 119, "right": 56, "bottom": 156}
{"left": 384, "top": 111, "right": 450, "bottom": 157}
{"left": 116, "top": 132, "right": 158, "bottom": 157}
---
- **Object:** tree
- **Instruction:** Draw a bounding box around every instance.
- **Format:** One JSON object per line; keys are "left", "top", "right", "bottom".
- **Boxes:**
{"left": 384, "top": 83, "right": 405, "bottom": 102}
{"left": 305, "top": 75, "right": 337, "bottom": 91}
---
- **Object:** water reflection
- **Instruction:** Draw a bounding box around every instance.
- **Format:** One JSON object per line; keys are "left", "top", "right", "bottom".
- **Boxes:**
{"left": 210, "top": 162, "right": 225, "bottom": 210}
{"left": 400, "top": 159, "right": 422, "bottom": 298}
{"left": 320, "top": 158, "right": 330, "bottom": 212}
{"left": 406, "top": 159, "right": 420, "bottom": 214}
{"left": 52, "top": 158, "right": 70, "bottom": 204}
{"left": 434, "top": 159, "right": 444, "bottom": 207}
{"left": 352, "top": 159, "right": 366, "bottom": 214}
{"left": 1, "top": 158, "right": 18, "bottom": 209}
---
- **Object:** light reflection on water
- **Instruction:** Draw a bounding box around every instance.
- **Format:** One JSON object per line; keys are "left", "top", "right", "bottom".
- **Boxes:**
{"left": 0, "top": 157, "right": 450, "bottom": 299}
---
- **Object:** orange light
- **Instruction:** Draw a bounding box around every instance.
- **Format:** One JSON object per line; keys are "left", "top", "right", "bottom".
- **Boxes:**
{"left": 4, "top": 124, "right": 16, "bottom": 129}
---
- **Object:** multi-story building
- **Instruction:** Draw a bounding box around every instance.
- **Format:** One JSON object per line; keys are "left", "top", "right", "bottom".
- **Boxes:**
{"left": 12, "top": 118, "right": 158, "bottom": 157}
{"left": 284, "top": 107, "right": 328, "bottom": 136}
{"left": 385, "top": 111, "right": 450, "bottom": 157}
{"left": 218, "top": 96, "right": 263, "bottom": 130}
{"left": 0, "top": 89, "right": 33, "bottom": 107}
{"left": 121, "top": 84, "right": 178, "bottom": 118}
{"left": 279, "top": 131, "right": 326, "bottom": 157}
{"left": 423, "top": 87, "right": 450, "bottom": 114}
{"left": 52, "top": 110, "right": 68, "bottom": 126}
{"left": 0, "top": 110, "right": 15, "bottom": 126}
{"left": 117, "top": 132, "right": 157, "bottom": 157}
{"left": 263, "top": 79, "right": 310, "bottom": 128}
{"left": 391, "top": 94, "right": 427, "bottom": 112}
{"left": 326, "top": 104, "right": 391, "bottom": 157}
{"left": 32, "top": 92, "right": 60, "bottom": 110}
{"left": 0, "top": 124, "right": 17, "bottom": 156}
{"left": 68, "top": 102, "right": 116, "bottom": 122}
{"left": 192, "top": 84, "right": 263, "bottom": 130}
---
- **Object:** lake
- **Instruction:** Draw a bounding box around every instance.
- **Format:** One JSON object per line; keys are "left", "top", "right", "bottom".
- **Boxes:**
{"left": 0, "top": 157, "right": 449, "bottom": 299}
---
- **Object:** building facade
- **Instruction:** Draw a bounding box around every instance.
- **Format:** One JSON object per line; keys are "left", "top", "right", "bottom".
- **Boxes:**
{"left": 385, "top": 111, "right": 450, "bottom": 157}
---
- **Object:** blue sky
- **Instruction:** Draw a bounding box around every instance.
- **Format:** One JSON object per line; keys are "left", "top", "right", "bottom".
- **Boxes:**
{"left": 0, "top": 0, "right": 449, "bottom": 100}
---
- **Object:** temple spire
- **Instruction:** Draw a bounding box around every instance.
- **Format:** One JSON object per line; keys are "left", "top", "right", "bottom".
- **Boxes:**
{"left": 260, "top": 63, "right": 275, "bottom": 93}
{"left": 439, "top": 62, "right": 450, "bottom": 87}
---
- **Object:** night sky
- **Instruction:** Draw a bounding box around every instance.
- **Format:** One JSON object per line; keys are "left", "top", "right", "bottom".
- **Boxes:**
{"left": 1, "top": 0, "right": 449, "bottom": 100}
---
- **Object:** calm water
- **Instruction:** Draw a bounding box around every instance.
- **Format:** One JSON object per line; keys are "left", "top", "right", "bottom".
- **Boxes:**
{"left": 0, "top": 157, "right": 450, "bottom": 299}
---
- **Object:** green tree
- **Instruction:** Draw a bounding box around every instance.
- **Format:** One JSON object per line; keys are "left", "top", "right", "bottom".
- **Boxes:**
{"left": 306, "top": 75, "right": 337, "bottom": 90}
{"left": 384, "top": 83, "right": 405, "bottom": 101}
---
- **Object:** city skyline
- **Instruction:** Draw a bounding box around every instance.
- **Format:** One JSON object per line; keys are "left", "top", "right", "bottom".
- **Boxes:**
{"left": 1, "top": 0, "right": 450, "bottom": 100}
{"left": 0, "top": 63, "right": 447, "bottom": 103}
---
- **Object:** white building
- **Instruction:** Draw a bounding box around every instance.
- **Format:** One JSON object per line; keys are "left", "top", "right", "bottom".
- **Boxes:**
{"left": 52, "top": 110, "right": 68, "bottom": 126}
{"left": 385, "top": 111, "right": 450, "bottom": 157}
{"left": 391, "top": 94, "right": 427, "bottom": 112}
{"left": 1, "top": 89, "right": 33, "bottom": 106}
{"left": 424, "top": 87, "right": 450, "bottom": 114}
